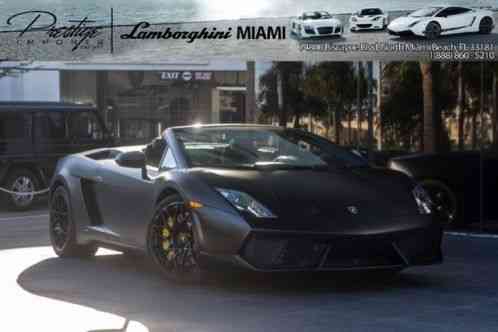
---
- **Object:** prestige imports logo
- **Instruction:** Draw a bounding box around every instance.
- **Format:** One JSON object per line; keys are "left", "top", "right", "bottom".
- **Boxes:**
{"left": 3, "top": 11, "right": 104, "bottom": 51}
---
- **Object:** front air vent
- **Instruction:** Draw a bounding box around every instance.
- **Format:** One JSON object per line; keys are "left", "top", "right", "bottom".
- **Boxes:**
{"left": 80, "top": 179, "right": 104, "bottom": 226}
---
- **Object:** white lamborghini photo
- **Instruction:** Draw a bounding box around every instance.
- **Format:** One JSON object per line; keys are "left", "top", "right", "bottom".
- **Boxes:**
{"left": 349, "top": 8, "right": 388, "bottom": 32}
{"left": 387, "top": 6, "right": 495, "bottom": 39}
{"left": 291, "top": 11, "right": 344, "bottom": 38}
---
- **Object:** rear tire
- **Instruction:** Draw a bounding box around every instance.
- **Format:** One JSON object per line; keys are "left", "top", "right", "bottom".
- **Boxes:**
{"left": 479, "top": 17, "right": 493, "bottom": 34}
{"left": 147, "top": 194, "right": 207, "bottom": 283}
{"left": 49, "top": 186, "right": 97, "bottom": 258}
{"left": 4, "top": 168, "right": 40, "bottom": 211}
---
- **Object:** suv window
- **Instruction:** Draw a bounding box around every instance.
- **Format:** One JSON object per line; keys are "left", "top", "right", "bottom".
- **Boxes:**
{"left": 68, "top": 111, "right": 104, "bottom": 140}
{"left": 35, "top": 112, "right": 67, "bottom": 140}
{"left": 0, "top": 112, "right": 31, "bottom": 141}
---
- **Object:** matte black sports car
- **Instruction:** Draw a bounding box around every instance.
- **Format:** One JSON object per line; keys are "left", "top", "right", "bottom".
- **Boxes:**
{"left": 388, "top": 151, "right": 498, "bottom": 227}
{"left": 49, "top": 125, "right": 442, "bottom": 282}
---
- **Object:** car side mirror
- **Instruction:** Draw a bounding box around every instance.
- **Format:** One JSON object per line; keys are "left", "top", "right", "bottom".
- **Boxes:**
{"left": 116, "top": 151, "right": 149, "bottom": 180}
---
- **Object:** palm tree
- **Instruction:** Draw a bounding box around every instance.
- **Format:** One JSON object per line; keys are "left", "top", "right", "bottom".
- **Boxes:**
{"left": 419, "top": 62, "right": 440, "bottom": 153}
{"left": 457, "top": 63, "right": 465, "bottom": 150}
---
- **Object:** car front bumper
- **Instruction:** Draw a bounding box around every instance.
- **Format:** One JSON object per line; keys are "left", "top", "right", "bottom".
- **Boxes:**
{"left": 300, "top": 25, "right": 343, "bottom": 38}
{"left": 193, "top": 206, "right": 443, "bottom": 272}
{"left": 350, "top": 21, "right": 385, "bottom": 31}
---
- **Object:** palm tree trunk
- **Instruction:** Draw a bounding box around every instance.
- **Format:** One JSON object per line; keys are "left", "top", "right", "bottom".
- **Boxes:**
{"left": 493, "top": 71, "right": 497, "bottom": 146}
{"left": 348, "top": 110, "right": 352, "bottom": 145}
{"left": 334, "top": 103, "right": 342, "bottom": 144}
{"left": 420, "top": 62, "right": 436, "bottom": 153}
{"left": 457, "top": 63, "right": 465, "bottom": 150}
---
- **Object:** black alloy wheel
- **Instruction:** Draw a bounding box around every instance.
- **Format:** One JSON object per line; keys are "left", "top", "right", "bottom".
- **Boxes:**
{"left": 425, "top": 22, "right": 441, "bottom": 40}
{"left": 148, "top": 194, "right": 203, "bottom": 283}
{"left": 419, "top": 180, "right": 458, "bottom": 228}
{"left": 479, "top": 17, "right": 493, "bottom": 34}
{"left": 49, "top": 186, "right": 97, "bottom": 257}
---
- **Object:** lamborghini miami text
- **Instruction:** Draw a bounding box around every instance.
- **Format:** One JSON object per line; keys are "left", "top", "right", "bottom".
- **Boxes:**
{"left": 49, "top": 125, "right": 443, "bottom": 282}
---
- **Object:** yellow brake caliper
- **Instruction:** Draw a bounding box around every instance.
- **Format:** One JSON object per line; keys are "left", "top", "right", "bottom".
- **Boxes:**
{"left": 162, "top": 216, "right": 175, "bottom": 260}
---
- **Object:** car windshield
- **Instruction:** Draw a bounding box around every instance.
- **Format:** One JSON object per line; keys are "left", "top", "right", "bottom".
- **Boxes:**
{"left": 410, "top": 7, "right": 442, "bottom": 17}
{"left": 359, "top": 8, "right": 382, "bottom": 15}
{"left": 303, "top": 12, "right": 331, "bottom": 20}
{"left": 173, "top": 127, "right": 368, "bottom": 170}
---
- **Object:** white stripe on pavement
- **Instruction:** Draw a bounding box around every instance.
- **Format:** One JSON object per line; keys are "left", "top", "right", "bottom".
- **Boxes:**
{"left": 0, "top": 214, "right": 49, "bottom": 222}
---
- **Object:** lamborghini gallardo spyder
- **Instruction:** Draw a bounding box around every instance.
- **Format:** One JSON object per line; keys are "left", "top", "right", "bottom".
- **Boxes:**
{"left": 49, "top": 125, "right": 443, "bottom": 282}
{"left": 387, "top": 5, "right": 494, "bottom": 39}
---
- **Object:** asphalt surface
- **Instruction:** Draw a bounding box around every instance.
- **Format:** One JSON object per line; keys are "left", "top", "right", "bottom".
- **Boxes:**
{"left": 0, "top": 11, "right": 497, "bottom": 61}
{"left": 1, "top": 208, "right": 498, "bottom": 332}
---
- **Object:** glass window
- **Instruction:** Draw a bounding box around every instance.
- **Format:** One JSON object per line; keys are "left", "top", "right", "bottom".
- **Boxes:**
{"left": 160, "top": 148, "right": 177, "bottom": 169}
{"left": 0, "top": 112, "right": 31, "bottom": 141}
{"left": 121, "top": 119, "right": 155, "bottom": 140}
{"left": 173, "top": 127, "right": 367, "bottom": 169}
{"left": 35, "top": 112, "right": 67, "bottom": 140}
{"left": 410, "top": 7, "right": 443, "bottom": 17}
{"left": 144, "top": 137, "right": 166, "bottom": 168}
{"left": 68, "top": 111, "right": 104, "bottom": 140}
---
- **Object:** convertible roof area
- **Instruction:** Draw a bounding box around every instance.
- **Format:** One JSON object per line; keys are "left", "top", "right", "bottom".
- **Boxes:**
{"left": 0, "top": 101, "right": 97, "bottom": 112}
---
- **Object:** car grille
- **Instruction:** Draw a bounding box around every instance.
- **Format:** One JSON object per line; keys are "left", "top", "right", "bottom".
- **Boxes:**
{"left": 322, "top": 239, "right": 403, "bottom": 268}
{"left": 304, "top": 27, "right": 315, "bottom": 34}
{"left": 388, "top": 29, "right": 414, "bottom": 36}
{"left": 358, "top": 24, "right": 372, "bottom": 28}
{"left": 317, "top": 27, "right": 334, "bottom": 35}
{"left": 241, "top": 232, "right": 407, "bottom": 270}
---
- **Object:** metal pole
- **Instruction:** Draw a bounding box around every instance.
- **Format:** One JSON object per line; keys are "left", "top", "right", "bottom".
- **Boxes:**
{"left": 367, "top": 62, "right": 374, "bottom": 162}
{"left": 479, "top": 62, "right": 484, "bottom": 230}
{"left": 356, "top": 62, "right": 362, "bottom": 148}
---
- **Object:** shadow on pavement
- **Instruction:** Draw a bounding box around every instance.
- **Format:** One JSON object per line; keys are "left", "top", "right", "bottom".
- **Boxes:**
{"left": 16, "top": 253, "right": 450, "bottom": 332}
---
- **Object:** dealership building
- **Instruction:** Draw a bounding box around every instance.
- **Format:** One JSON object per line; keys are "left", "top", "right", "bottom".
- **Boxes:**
{"left": 0, "top": 61, "right": 256, "bottom": 144}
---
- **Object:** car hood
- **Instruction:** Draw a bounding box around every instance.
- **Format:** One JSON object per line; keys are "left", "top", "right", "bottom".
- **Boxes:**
{"left": 189, "top": 167, "right": 422, "bottom": 232}
{"left": 388, "top": 16, "right": 426, "bottom": 30}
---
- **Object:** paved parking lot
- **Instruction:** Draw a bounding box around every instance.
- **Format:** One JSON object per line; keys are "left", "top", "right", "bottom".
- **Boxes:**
{"left": 1, "top": 208, "right": 498, "bottom": 332}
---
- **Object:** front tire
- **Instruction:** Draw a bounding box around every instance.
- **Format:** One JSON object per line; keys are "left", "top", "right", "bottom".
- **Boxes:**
{"left": 49, "top": 186, "right": 97, "bottom": 258}
{"left": 479, "top": 17, "right": 493, "bottom": 34}
{"left": 147, "top": 194, "right": 204, "bottom": 283}
{"left": 424, "top": 22, "right": 441, "bottom": 40}
{"left": 419, "top": 180, "right": 459, "bottom": 228}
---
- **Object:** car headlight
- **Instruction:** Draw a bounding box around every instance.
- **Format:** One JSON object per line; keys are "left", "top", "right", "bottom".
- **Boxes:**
{"left": 408, "top": 20, "right": 421, "bottom": 27}
{"left": 351, "top": 17, "right": 357, "bottom": 22}
{"left": 216, "top": 188, "right": 277, "bottom": 218}
{"left": 372, "top": 16, "right": 381, "bottom": 21}
{"left": 413, "top": 185, "right": 432, "bottom": 215}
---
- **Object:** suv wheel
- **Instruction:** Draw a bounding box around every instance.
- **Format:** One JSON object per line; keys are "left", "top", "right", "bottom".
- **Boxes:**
{"left": 4, "top": 168, "right": 40, "bottom": 211}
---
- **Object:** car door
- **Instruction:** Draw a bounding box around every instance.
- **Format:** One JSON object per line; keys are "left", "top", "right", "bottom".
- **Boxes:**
{"left": 91, "top": 140, "right": 166, "bottom": 246}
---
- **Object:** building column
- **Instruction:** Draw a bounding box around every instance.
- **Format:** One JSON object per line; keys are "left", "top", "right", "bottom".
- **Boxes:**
{"left": 245, "top": 61, "right": 256, "bottom": 123}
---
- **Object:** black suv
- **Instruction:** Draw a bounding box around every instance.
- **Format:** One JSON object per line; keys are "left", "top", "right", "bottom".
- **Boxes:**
{"left": 0, "top": 102, "right": 112, "bottom": 210}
